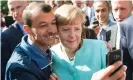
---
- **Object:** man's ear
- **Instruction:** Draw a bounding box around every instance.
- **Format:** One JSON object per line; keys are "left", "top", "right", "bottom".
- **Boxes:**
{"left": 24, "top": 25, "right": 30, "bottom": 34}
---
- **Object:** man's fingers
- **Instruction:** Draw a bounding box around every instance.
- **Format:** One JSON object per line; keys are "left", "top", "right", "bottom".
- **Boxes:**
{"left": 50, "top": 74, "right": 56, "bottom": 80}
{"left": 49, "top": 73, "right": 58, "bottom": 80}
{"left": 110, "top": 65, "right": 127, "bottom": 80}
{"left": 118, "top": 72, "right": 126, "bottom": 80}
{"left": 103, "top": 61, "right": 122, "bottom": 77}
{"left": 52, "top": 73, "right": 58, "bottom": 80}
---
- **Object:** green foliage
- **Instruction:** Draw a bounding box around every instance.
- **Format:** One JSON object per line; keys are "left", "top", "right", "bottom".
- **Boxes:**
{"left": 1, "top": 0, "right": 8, "bottom": 15}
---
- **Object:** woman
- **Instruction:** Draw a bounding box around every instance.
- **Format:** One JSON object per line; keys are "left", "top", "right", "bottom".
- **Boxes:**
{"left": 50, "top": 4, "right": 126, "bottom": 80}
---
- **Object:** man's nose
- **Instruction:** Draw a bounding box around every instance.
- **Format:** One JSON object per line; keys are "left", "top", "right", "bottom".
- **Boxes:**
{"left": 99, "top": 11, "right": 103, "bottom": 16}
{"left": 48, "top": 24, "right": 57, "bottom": 33}
{"left": 117, "top": 9, "right": 122, "bottom": 18}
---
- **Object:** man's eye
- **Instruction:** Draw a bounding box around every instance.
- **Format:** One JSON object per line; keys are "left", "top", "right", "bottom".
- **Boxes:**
{"left": 52, "top": 22, "right": 56, "bottom": 25}
{"left": 40, "top": 25, "right": 46, "bottom": 27}
{"left": 102, "top": 9, "right": 107, "bottom": 12}
{"left": 114, "top": 9, "right": 118, "bottom": 11}
{"left": 17, "top": 6, "right": 21, "bottom": 9}
{"left": 11, "top": 8, "right": 14, "bottom": 12}
{"left": 96, "top": 10, "right": 99, "bottom": 13}
{"left": 121, "top": 8, "right": 125, "bottom": 10}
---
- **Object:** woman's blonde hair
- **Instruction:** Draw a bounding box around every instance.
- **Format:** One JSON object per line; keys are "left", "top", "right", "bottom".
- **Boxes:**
{"left": 54, "top": 4, "right": 86, "bottom": 27}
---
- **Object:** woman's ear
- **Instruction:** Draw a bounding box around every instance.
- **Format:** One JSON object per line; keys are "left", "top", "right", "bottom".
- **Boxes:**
{"left": 24, "top": 25, "right": 30, "bottom": 34}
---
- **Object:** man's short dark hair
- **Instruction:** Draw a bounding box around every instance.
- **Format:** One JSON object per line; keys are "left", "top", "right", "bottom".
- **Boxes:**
{"left": 93, "top": 1, "right": 110, "bottom": 9}
{"left": 22, "top": 2, "right": 52, "bottom": 28}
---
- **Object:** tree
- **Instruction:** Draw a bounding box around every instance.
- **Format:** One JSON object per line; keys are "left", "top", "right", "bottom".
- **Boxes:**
{"left": 1, "top": 0, "right": 8, "bottom": 15}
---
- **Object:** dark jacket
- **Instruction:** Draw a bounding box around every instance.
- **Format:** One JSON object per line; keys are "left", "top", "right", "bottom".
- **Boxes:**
{"left": 82, "top": 27, "right": 97, "bottom": 39}
{"left": 5, "top": 35, "right": 52, "bottom": 80}
{"left": 106, "top": 15, "right": 133, "bottom": 80}
{"left": 4, "top": 16, "right": 15, "bottom": 27}
{"left": 120, "top": 15, "right": 133, "bottom": 80}
{"left": 1, "top": 22, "right": 24, "bottom": 80}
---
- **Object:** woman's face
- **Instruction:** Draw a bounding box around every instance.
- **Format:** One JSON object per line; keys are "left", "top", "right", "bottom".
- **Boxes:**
{"left": 58, "top": 17, "right": 83, "bottom": 51}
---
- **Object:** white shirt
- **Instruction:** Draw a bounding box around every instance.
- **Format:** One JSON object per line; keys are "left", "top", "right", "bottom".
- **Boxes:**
{"left": 82, "top": 6, "right": 94, "bottom": 22}
{"left": 97, "top": 26, "right": 102, "bottom": 40}
{"left": 116, "top": 23, "right": 121, "bottom": 49}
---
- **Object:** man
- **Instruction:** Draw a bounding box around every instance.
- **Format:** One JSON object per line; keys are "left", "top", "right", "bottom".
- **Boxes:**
{"left": 107, "top": 0, "right": 132, "bottom": 50}
{"left": 5, "top": 2, "right": 58, "bottom": 80}
{"left": 82, "top": 0, "right": 94, "bottom": 24}
{"left": 93, "top": 1, "right": 116, "bottom": 41}
{"left": 1, "top": 0, "right": 29, "bottom": 79}
{"left": 1, "top": 10, "right": 7, "bottom": 31}
{"left": 72, "top": 0, "right": 83, "bottom": 9}
{"left": 120, "top": 15, "right": 133, "bottom": 80}
{"left": 106, "top": 1, "right": 133, "bottom": 80}
{"left": 54, "top": 0, "right": 64, "bottom": 7}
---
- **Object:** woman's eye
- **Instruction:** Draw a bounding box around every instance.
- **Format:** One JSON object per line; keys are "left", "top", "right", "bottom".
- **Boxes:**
{"left": 63, "top": 28, "right": 69, "bottom": 31}
{"left": 75, "top": 28, "right": 80, "bottom": 30}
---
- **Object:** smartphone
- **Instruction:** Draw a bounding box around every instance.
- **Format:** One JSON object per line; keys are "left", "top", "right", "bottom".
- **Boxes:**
{"left": 106, "top": 49, "right": 123, "bottom": 76}
{"left": 106, "top": 49, "right": 122, "bottom": 66}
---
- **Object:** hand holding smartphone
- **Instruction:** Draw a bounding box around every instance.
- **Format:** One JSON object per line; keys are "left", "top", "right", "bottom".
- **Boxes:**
{"left": 106, "top": 49, "right": 123, "bottom": 76}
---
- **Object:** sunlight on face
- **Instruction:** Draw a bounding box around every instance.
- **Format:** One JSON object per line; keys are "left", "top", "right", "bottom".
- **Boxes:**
{"left": 8, "top": 0, "right": 28, "bottom": 23}
{"left": 111, "top": 1, "right": 132, "bottom": 22}
{"left": 94, "top": 2, "right": 110, "bottom": 24}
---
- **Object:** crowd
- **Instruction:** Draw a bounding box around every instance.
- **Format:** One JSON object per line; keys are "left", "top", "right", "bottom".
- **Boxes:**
{"left": 1, "top": 0, "right": 133, "bottom": 80}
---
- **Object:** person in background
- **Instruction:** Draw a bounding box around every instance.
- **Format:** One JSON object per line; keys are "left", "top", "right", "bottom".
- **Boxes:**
{"left": 64, "top": 0, "right": 73, "bottom": 5}
{"left": 5, "top": 2, "right": 58, "bottom": 80}
{"left": 51, "top": 0, "right": 65, "bottom": 11}
{"left": 71, "top": 0, "right": 83, "bottom": 9}
{"left": 1, "top": 10, "right": 7, "bottom": 31}
{"left": 82, "top": 0, "right": 94, "bottom": 24}
{"left": 44, "top": 0, "right": 57, "bottom": 12}
{"left": 120, "top": 15, "right": 133, "bottom": 80}
{"left": 1, "top": 0, "right": 29, "bottom": 80}
{"left": 107, "top": 0, "right": 133, "bottom": 80}
{"left": 50, "top": 4, "right": 126, "bottom": 80}
{"left": 54, "top": 0, "right": 64, "bottom": 7}
{"left": 107, "top": 0, "right": 133, "bottom": 49}
{"left": 112, "top": 1, "right": 132, "bottom": 22}
{"left": 93, "top": 1, "right": 116, "bottom": 41}
{"left": 120, "top": 12, "right": 133, "bottom": 80}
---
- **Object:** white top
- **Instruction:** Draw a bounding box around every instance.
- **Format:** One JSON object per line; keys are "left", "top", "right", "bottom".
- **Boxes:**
{"left": 116, "top": 22, "right": 121, "bottom": 49}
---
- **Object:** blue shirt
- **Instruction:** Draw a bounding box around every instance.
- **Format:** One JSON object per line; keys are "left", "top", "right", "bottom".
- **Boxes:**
{"left": 51, "top": 39, "right": 108, "bottom": 80}
{"left": 17, "top": 21, "right": 27, "bottom": 35}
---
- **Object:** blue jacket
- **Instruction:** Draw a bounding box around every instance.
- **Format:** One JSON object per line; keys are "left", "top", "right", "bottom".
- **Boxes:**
{"left": 51, "top": 39, "right": 108, "bottom": 80}
{"left": 5, "top": 35, "right": 52, "bottom": 80}
{"left": 1, "top": 22, "right": 24, "bottom": 80}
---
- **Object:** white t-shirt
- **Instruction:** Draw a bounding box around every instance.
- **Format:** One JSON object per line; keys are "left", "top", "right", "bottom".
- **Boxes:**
{"left": 116, "top": 22, "right": 120, "bottom": 49}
